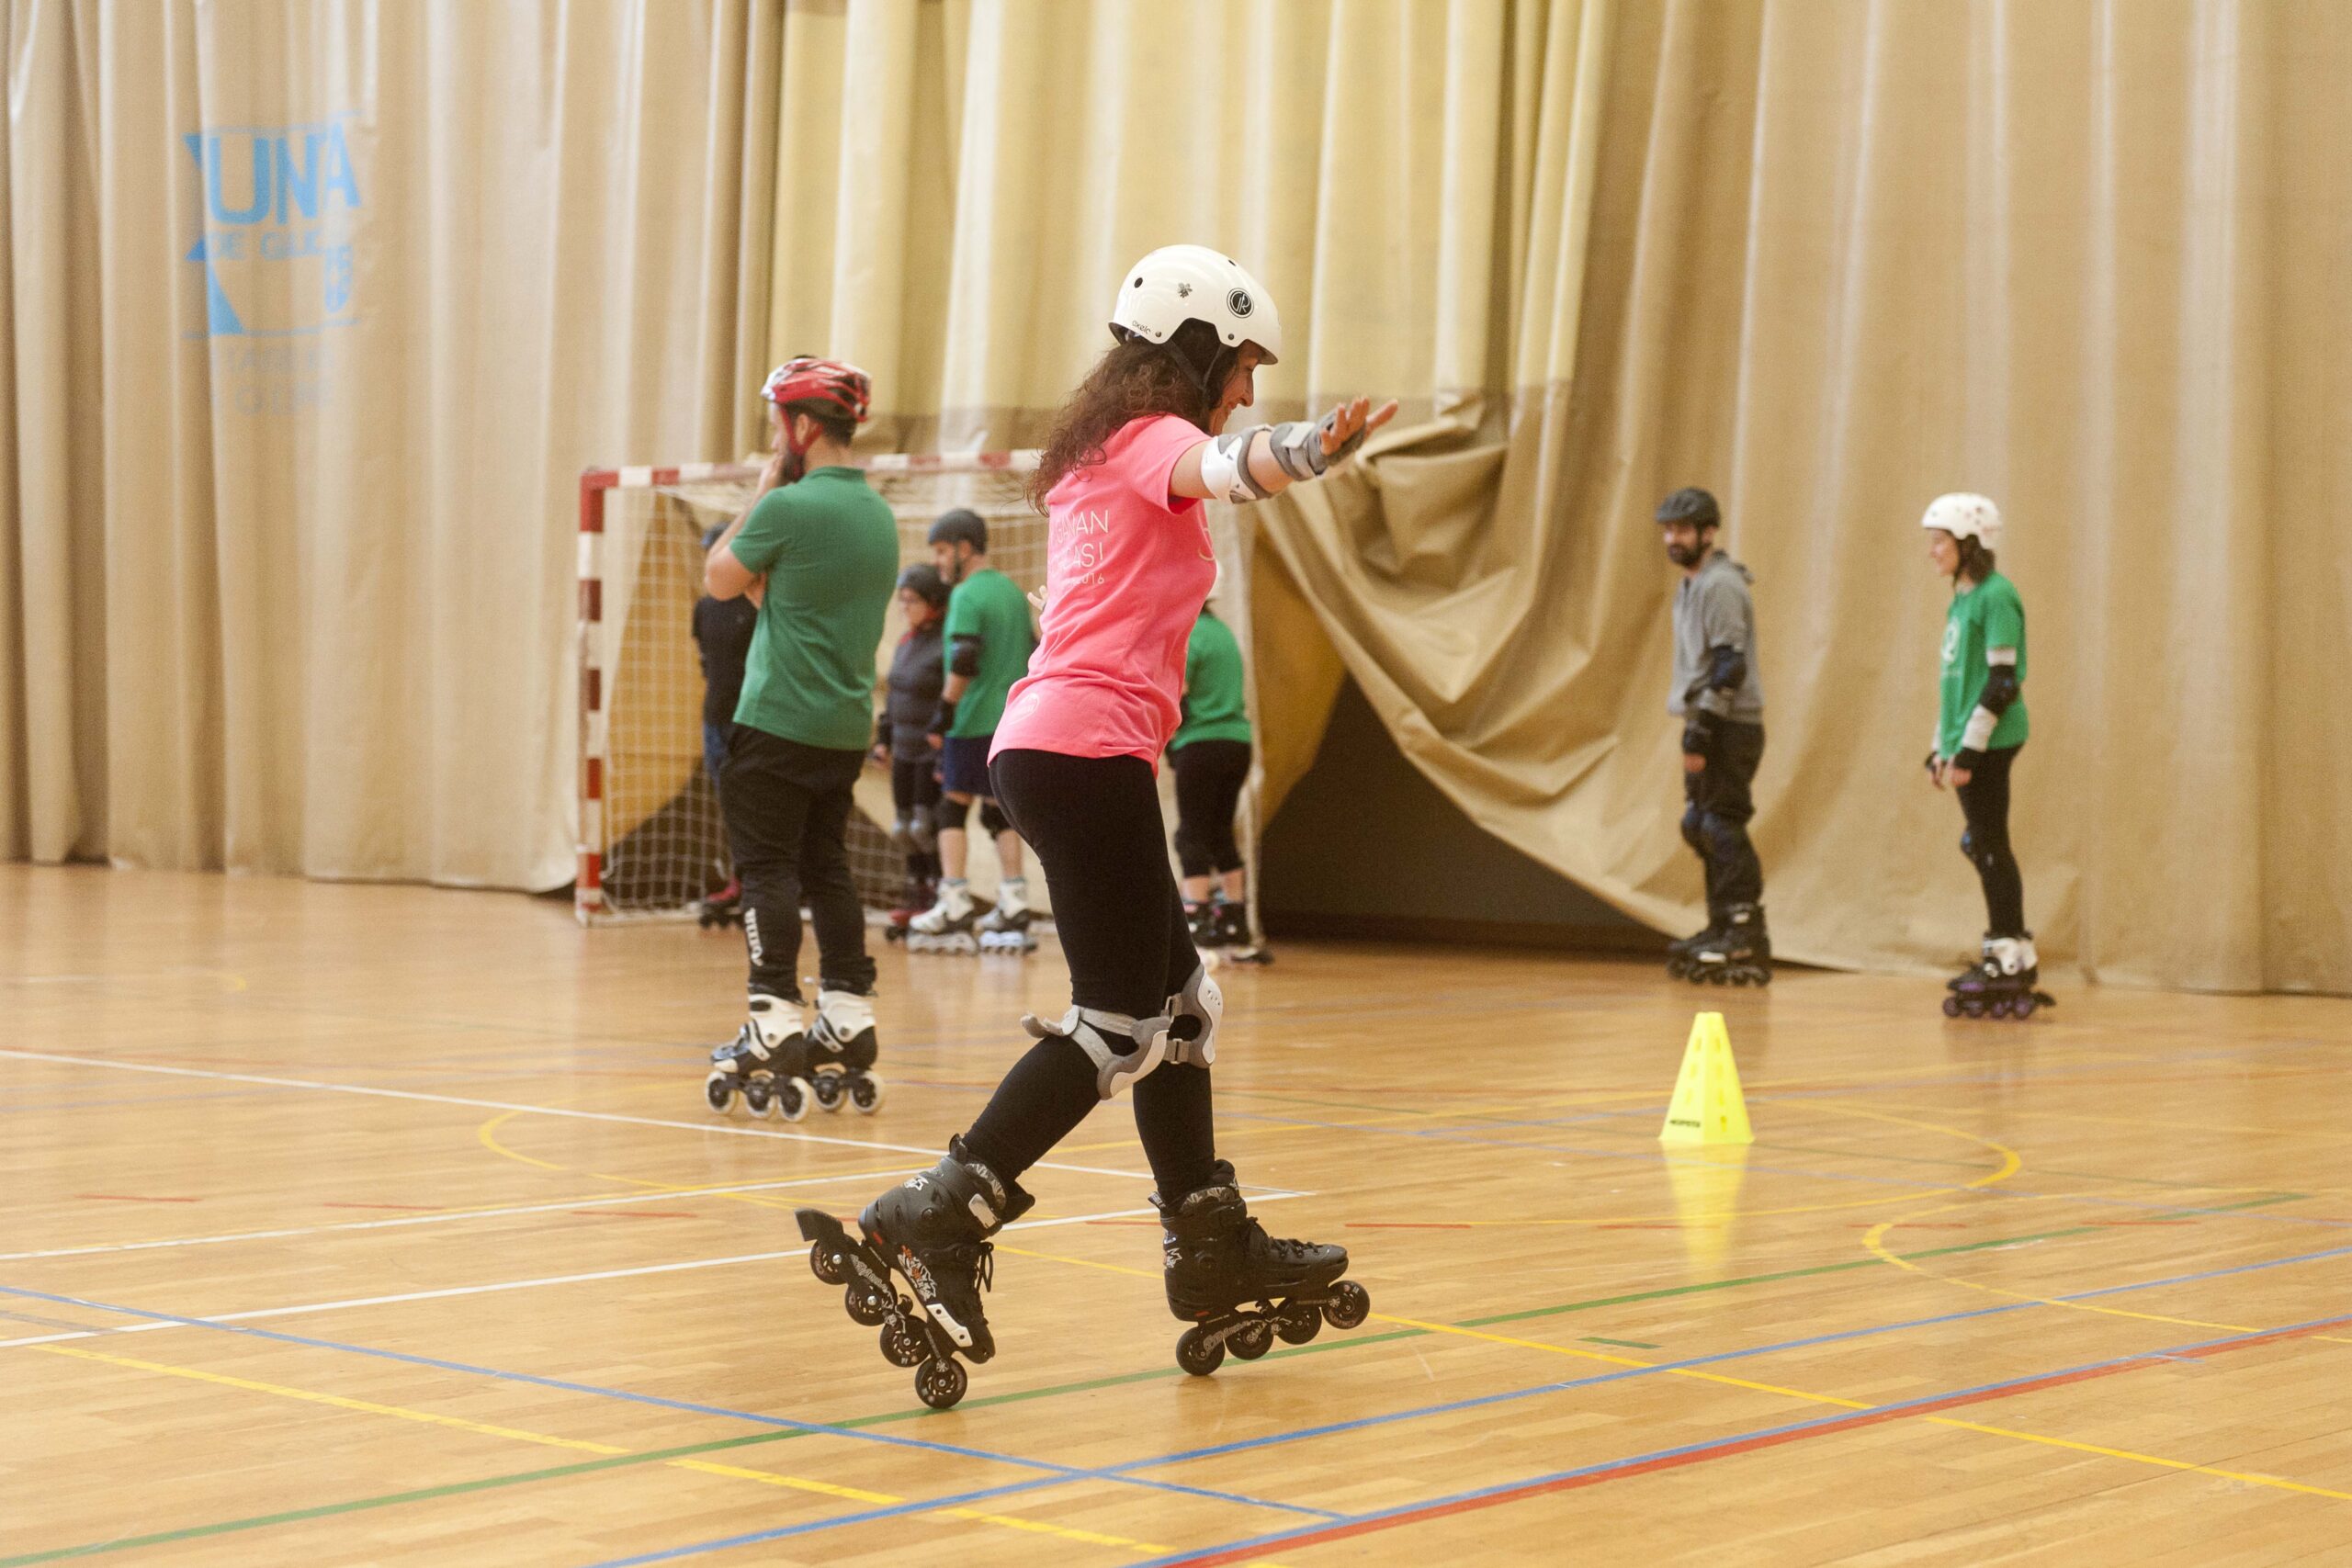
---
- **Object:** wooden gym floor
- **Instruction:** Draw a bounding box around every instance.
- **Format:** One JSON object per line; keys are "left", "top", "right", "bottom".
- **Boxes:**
{"left": 4, "top": 864, "right": 2350, "bottom": 1566}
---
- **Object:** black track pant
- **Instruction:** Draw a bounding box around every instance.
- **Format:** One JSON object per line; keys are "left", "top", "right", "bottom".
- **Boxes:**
{"left": 1956, "top": 743, "right": 2027, "bottom": 938}
{"left": 721, "top": 727, "right": 875, "bottom": 999}
{"left": 1680, "top": 718, "right": 1766, "bottom": 916}
{"left": 890, "top": 755, "right": 943, "bottom": 884}
{"left": 960, "top": 749, "right": 1216, "bottom": 1201}
{"left": 1170, "top": 739, "right": 1250, "bottom": 877}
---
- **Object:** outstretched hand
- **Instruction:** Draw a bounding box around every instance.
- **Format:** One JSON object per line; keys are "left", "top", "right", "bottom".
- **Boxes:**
{"left": 1321, "top": 397, "right": 1400, "bottom": 457}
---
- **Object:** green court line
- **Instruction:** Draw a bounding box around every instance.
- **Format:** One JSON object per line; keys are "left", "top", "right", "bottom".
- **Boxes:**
{"left": 3, "top": 1190, "right": 2304, "bottom": 1566}
{"left": 1581, "top": 1337, "right": 1663, "bottom": 1349}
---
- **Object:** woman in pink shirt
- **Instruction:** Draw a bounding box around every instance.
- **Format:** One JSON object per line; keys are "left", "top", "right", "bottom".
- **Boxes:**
{"left": 797, "top": 247, "right": 1394, "bottom": 1405}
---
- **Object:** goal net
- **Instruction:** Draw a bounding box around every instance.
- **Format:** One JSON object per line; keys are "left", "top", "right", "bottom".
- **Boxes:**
{"left": 575, "top": 452, "right": 1045, "bottom": 924}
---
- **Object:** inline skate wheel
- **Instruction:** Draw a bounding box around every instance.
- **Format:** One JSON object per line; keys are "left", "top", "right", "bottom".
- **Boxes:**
{"left": 1322, "top": 1280, "right": 1371, "bottom": 1331}
{"left": 810, "top": 1072, "right": 845, "bottom": 1112}
{"left": 915, "top": 1357, "right": 967, "bottom": 1410}
{"left": 1176, "top": 1325, "right": 1226, "bottom": 1378}
{"left": 808, "top": 1240, "right": 845, "bottom": 1285}
{"left": 1230, "top": 1320, "right": 1273, "bottom": 1360}
{"left": 1275, "top": 1303, "right": 1321, "bottom": 1345}
{"left": 742, "top": 1076, "right": 775, "bottom": 1117}
{"left": 1729, "top": 971, "right": 1751, "bottom": 987}
{"left": 1941, "top": 995, "right": 1962, "bottom": 1018}
{"left": 880, "top": 1316, "right": 926, "bottom": 1368}
{"left": 846, "top": 1282, "right": 889, "bottom": 1326}
{"left": 850, "top": 1073, "right": 885, "bottom": 1113}
{"left": 772, "top": 1077, "right": 811, "bottom": 1122}
{"left": 702, "top": 1072, "right": 736, "bottom": 1114}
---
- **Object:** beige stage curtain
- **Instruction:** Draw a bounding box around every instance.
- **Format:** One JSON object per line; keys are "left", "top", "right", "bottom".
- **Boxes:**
{"left": 1, "top": 0, "right": 780, "bottom": 887}
{"left": 764, "top": 0, "right": 2349, "bottom": 995}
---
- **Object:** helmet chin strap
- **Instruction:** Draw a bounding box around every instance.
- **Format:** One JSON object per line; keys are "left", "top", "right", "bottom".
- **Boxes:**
{"left": 777, "top": 412, "right": 818, "bottom": 484}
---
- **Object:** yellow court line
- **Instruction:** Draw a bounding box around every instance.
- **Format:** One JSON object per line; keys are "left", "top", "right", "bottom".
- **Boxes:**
{"left": 1366, "top": 1309, "right": 2352, "bottom": 1506}
{"left": 1860, "top": 1095, "right": 2352, "bottom": 1145}
{"left": 1859, "top": 1204, "right": 2352, "bottom": 1347}
{"left": 478, "top": 1111, "right": 571, "bottom": 1171}
{"left": 1930, "top": 1418, "right": 2352, "bottom": 1500}
{"left": 34, "top": 1344, "right": 628, "bottom": 1455}
{"left": 31, "top": 1341, "right": 1198, "bottom": 1554}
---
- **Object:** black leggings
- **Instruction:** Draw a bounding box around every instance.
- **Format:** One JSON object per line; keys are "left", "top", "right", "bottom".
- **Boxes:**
{"left": 890, "top": 756, "right": 942, "bottom": 883}
{"left": 1170, "top": 739, "right": 1250, "bottom": 877}
{"left": 959, "top": 749, "right": 1216, "bottom": 1201}
{"left": 1956, "top": 743, "right": 2027, "bottom": 938}
{"left": 720, "top": 727, "right": 875, "bottom": 998}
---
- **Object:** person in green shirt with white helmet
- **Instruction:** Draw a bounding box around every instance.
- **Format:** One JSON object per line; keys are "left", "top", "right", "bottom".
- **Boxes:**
{"left": 1169, "top": 602, "right": 1261, "bottom": 959}
{"left": 1920, "top": 491, "right": 2053, "bottom": 1019}
{"left": 909, "top": 509, "right": 1040, "bottom": 953}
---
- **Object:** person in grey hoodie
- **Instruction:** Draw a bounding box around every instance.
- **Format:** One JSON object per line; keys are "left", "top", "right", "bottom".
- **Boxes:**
{"left": 1657, "top": 486, "right": 1770, "bottom": 985}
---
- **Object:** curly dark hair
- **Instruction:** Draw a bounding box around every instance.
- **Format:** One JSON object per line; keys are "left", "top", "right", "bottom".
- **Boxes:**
{"left": 1028, "top": 322, "right": 1226, "bottom": 512}
{"left": 1955, "top": 535, "right": 1997, "bottom": 584}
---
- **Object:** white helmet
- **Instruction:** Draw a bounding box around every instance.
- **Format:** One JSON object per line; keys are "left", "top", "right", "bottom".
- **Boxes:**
{"left": 1921, "top": 492, "right": 2001, "bottom": 547}
{"left": 1110, "top": 245, "right": 1283, "bottom": 366}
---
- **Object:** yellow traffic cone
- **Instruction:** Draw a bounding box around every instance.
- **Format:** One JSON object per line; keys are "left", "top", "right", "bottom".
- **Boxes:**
{"left": 1658, "top": 1011, "right": 1754, "bottom": 1145}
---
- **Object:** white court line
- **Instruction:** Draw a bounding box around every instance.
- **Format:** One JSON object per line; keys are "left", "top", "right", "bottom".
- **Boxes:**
{"left": 0, "top": 1195, "right": 1308, "bottom": 1351}
{"left": 0, "top": 1169, "right": 932, "bottom": 1262}
{"left": 0, "top": 1048, "right": 1151, "bottom": 1180}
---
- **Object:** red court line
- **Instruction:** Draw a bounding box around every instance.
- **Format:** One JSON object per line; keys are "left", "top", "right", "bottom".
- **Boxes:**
{"left": 1154, "top": 1312, "right": 2352, "bottom": 1567}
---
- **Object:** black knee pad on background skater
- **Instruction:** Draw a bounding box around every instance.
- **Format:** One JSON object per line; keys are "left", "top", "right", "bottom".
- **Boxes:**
{"left": 935, "top": 794, "right": 971, "bottom": 834}
{"left": 1680, "top": 803, "right": 1706, "bottom": 853}
{"left": 1173, "top": 818, "right": 1214, "bottom": 878}
{"left": 1696, "top": 811, "right": 1747, "bottom": 866}
{"left": 978, "top": 799, "right": 1011, "bottom": 837}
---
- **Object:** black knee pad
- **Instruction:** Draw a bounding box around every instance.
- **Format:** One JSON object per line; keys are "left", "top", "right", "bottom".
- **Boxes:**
{"left": 1960, "top": 828, "right": 1974, "bottom": 865}
{"left": 1680, "top": 805, "right": 1705, "bottom": 853}
{"left": 935, "top": 794, "right": 971, "bottom": 835}
{"left": 978, "top": 800, "right": 1012, "bottom": 838}
{"left": 1697, "top": 812, "right": 1747, "bottom": 865}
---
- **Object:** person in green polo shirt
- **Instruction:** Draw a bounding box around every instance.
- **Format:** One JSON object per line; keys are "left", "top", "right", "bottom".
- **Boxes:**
{"left": 699, "top": 357, "right": 899, "bottom": 1118}
{"left": 907, "top": 510, "right": 1040, "bottom": 953}
{"left": 1920, "top": 491, "right": 2050, "bottom": 1018}
{"left": 1168, "top": 604, "right": 1259, "bottom": 956}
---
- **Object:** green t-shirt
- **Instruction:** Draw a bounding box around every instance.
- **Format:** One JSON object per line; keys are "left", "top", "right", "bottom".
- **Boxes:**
{"left": 941, "top": 567, "right": 1035, "bottom": 737}
{"left": 1937, "top": 571, "right": 2030, "bottom": 757}
{"left": 1171, "top": 609, "right": 1252, "bottom": 750}
{"left": 727, "top": 467, "right": 900, "bottom": 751}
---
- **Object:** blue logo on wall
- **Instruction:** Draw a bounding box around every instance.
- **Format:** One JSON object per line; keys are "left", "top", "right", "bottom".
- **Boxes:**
{"left": 184, "top": 117, "right": 362, "bottom": 338}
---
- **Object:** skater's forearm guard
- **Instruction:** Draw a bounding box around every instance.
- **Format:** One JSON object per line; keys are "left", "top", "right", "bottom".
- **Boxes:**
{"left": 948, "top": 635, "right": 983, "bottom": 678}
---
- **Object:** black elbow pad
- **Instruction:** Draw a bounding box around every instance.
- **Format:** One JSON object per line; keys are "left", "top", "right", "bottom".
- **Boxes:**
{"left": 948, "top": 636, "right": 983, "bottom": 678}
{"left": 1980, "top": 666, "right": 2019, "bottom": 716}
{"left": 1705, "top": 644, "right": 1747, "bottom": 694}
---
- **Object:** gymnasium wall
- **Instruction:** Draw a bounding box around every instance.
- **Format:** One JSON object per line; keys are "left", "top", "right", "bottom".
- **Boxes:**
{"left": 5, "top": 1, "right": 2347, "bottom": 992}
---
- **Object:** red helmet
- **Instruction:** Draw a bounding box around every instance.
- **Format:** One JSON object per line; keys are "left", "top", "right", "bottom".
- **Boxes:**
{"left": 762, "top": 355, "right": 871, "bottom": 424}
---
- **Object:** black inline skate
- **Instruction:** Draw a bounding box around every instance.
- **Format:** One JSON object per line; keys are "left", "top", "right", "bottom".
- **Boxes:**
{"left": 704, "top": 993, "right": 812, "bottom": 1120}
{"left": 804, "top": 988, "right": 884, "bottom": 1112}
{"left": 1679, "top": 903, "right": 1770, "bottom": 987}
{"left": 1207, "top": 895, "right": 1272, "bottom": 966}
{"left": 795, "top": 1139, "right": 1034, "bottom": 1410}
{"left": 1945, "top": 932, "right": 2056, "bottom": 1019}
{"left": 883, "top": 876, "right": 936, "bottom": 944}
{"left": 1155, "top": 1163, "right": 1369, "bottom": 1377}
{"left": 696, "top": 878, "right": 742, "bottom": 929}
{"left": 1663, "top": 914, "right": 1723, "bottom": 979}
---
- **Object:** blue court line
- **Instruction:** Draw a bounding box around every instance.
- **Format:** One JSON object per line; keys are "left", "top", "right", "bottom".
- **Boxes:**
{"left": 0, "top": 1284, "right": 1336, "bottom": 1522}
{"left": 585, "top": 1302, "right": 2352, "bottom": 1568}
{"left": 1116, "top": 1305, "right": 2352, "bottom": 1568}
{"left": 555, "top": 1238, "right": 2352, "bottom": 1567}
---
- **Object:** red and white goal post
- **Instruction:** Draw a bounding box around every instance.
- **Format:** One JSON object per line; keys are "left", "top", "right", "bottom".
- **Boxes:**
{"left": 575, "top": 449, "right": 1270, "bottom": 936}
{"left": 575, "top": 451, "right": 1046, "bottom": 925}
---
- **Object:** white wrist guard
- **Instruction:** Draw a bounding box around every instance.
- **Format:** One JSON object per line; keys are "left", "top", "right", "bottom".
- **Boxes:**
{"left": 1199, "top": 430, "right": 1272, "bottom": 504}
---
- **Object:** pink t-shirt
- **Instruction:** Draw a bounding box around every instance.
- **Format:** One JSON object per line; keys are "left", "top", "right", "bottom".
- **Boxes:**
{"left": 991, "top": 414, "right": 1214, "bottom": 766}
